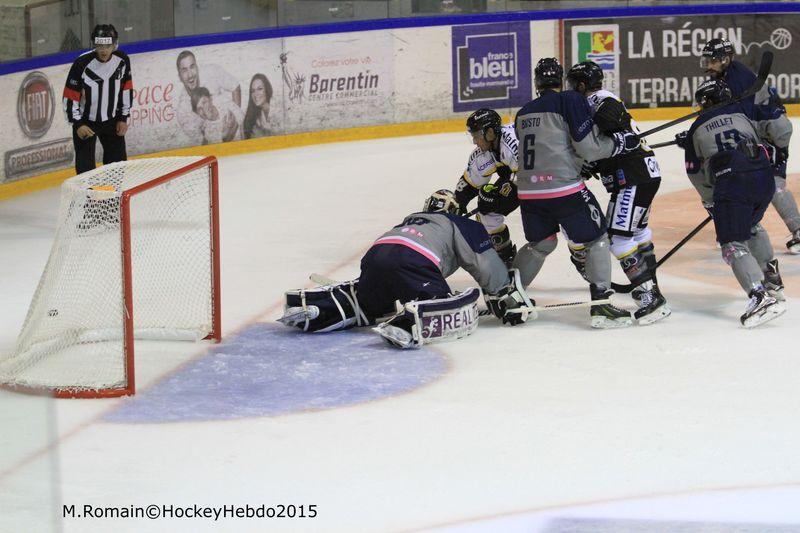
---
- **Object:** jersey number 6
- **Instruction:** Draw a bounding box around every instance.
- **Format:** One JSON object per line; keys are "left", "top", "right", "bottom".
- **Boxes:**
{"left": 523, "top": 134, "right": 536, "bottom": 169}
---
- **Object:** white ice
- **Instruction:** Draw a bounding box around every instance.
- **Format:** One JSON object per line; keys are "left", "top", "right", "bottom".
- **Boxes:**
{"left": 1, "top": 120, "right": 800, "bottom": 533}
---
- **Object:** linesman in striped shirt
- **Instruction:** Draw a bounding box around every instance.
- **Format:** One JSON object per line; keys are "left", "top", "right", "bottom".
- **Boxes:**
{"left": 63, "top": 24, "right": 133, "bottom": 175}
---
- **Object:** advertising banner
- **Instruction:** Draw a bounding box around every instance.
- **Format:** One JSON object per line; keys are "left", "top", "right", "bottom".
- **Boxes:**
{"left": 280, "top": 31, "right": 394, "bottom": 133}
{"left": 451, "top": 22, "right": 532, "bottom": 113}
{"left": 0, "top": 66, "right": 73, "bottom": 183}
{"left": 564, "top": 14, "right": 800, "bottom": 108}
{"left": 126, "top": 39, "right": 286, "bottom": 152}
{"left": 0, "top": 39, "right": 289, "bottom": 182}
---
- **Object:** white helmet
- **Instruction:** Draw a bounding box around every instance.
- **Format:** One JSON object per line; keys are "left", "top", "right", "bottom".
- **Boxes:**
{"left": 423, "top": 189, "right": 460, "bottom": 215}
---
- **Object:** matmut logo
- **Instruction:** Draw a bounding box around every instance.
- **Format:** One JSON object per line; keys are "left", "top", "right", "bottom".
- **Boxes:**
{"left": 452, "top": 22, "right": 531, "bottom": 112}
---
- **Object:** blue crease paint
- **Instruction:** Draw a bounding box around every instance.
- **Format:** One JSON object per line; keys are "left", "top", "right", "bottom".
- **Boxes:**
{"left": 104, "top": 323, "right": 446, "bottom": 423}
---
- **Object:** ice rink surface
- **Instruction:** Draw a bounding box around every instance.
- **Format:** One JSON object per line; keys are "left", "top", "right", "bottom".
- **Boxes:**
{"left": 2, "top": 120, "right": 800, "bottom": 533}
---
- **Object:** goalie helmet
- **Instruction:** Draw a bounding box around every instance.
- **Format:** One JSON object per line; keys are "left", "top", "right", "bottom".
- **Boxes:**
{"left": 91, "top": 24, "right": 118, "bottom": 47}
{"left": 694, "top": 78, "right": 732, "bottom": 108}
{"left": 700, "top": 38, "right": 734, "bottom": 72}
{"left": 534, "top": 57, "right": 563, "bottom": 92}
{"left": 566, "top": 61, "right": 604, "bottom": 92}
{"left": 423, "top": 189, "right": 460, "bottom": 215}
{"left": 467, "top": 108, "right": 502, "bottom": 143}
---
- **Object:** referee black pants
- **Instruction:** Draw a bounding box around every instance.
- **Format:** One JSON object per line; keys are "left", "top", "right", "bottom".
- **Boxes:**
{"left": 72, "top": 120, "right": 127, "bottom": 175}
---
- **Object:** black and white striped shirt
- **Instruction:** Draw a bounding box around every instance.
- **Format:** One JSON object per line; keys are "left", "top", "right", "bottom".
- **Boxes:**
{"left": 63, "top": 49, "right": 133, "bottom": 125}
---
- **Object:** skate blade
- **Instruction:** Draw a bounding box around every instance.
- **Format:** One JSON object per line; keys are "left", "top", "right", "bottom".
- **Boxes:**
{"left": 591, "top": 315, "right": 633, "bottom": 329}
{"left": 741, "top": 302, "right": 787, "bottom": 329}
{"left": 373, "top": 324, "right": 415, "bottom": 349}
{"left": 636, "top": 304, "right": 672, "bottom": 326}
{"left": 277, "top": 306, "right": 317, "bottom": 327}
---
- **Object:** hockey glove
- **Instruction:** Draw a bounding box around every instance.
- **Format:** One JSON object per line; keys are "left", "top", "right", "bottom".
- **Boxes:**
{"left": 611, "top": 131, "right": 640, "bottom": 157}
{"left": 761, "top": 143, "right": 788, "bottom": 169}
{"left": 484, "top": 269, "right": 535, "bottom": 326}
{"left": 674, "top": 131, "right": 689, "bottom": 150}
{"left": 579, "top": 160, "right": 598, "bottom": 180}
{"left": 478, "top": 181, "right": 519, "bottom": 216}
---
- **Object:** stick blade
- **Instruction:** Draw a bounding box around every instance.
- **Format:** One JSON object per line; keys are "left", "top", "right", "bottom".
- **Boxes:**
{"left": 756, "top": 50, "right": 774, "bottom": 83}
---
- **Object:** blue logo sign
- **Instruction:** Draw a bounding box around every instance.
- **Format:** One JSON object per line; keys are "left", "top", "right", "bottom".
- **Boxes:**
{"left": 452, "top": 22, "right": 532, "bottom": 112}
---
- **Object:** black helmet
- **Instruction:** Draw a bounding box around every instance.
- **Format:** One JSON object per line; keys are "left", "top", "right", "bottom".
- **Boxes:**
{"left": 534, "top": 57, "right": 563, "bottom": 92}
{"left": 694, "top": 78, "right": 732, "bottom": 108}
{"left": 467, "top": 108, "right": 502, "bottom": 143}
{"left": 700, "top": 38, "right": 733, "bottom": 72}
{"left": 566, "top": 61, "right": 604, "bottom": 92}
{"left": 423, "top": 189, "right": 460, "bottom": 215}
{"left": 91, "top": 24, "right": 118, "bottom": 47}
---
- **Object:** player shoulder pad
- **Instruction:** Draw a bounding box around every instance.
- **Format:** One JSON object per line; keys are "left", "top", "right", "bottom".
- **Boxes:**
{"left": 445, "top": 213, "right": 494, "bottom": 253}
{"left": 113, "top": 49, "right": 131, "bottom": 61}
{"left": 499, "top": 125, "right": 519, "bottom": 169}
{"left": 467, "top": 146, "right": 498, "bottom": 178}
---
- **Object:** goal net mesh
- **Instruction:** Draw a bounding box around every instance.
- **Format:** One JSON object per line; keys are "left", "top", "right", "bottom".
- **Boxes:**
{"left": 0, "top": 157, "right": 216, "bottom": 396}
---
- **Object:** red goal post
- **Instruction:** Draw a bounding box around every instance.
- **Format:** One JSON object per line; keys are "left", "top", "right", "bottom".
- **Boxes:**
{"left": 0, "top": 156, "right": 221, "bottom": 398}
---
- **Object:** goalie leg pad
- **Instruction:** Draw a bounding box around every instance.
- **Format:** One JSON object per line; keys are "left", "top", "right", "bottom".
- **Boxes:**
{"left": 279, "top": 280, "right": 369, "bottom": 332}
{"left": 374, "top": 288, "right": 481, "bottom": 348}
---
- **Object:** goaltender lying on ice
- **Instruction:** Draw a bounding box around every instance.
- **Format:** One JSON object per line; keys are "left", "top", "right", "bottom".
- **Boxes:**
{"left": 277, "top": 190, "right": 614, "bottom": 349}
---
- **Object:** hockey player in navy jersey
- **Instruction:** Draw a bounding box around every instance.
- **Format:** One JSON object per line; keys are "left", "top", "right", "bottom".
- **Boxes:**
{"left": 684, "top": 79, "right": 786, "bottom": 327}
{"left": 565, "top": 61, "right": 670, "bottom": 325}
{"left": 278, "top": 190, "right": 534, "bottom": 348}
{"left": 512, "top": 58, "right": 640, "bottom": 328}
{"left": 679, "top": 38, "right": 800, "bottom": 253}
{"left": 453, "top": 108, "right": 520, "bottom": 265}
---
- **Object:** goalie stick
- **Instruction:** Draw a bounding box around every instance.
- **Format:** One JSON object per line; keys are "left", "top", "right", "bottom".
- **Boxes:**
{"left": 310, "top": 274, "right": 611, "bottom": 316}
{"left": 610, "top": 215, "right": 713, "bottom": 293}
{"left": 637, "top": 51, "right": 773, "bottom": 138}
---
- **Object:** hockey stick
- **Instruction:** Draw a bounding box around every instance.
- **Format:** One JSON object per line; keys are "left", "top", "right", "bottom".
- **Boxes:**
{"left": 638, "top": 51, "right": 773, "bottom": 138}
{"left": 478, "top": 297, "right": 613, "bottom": 317}
{"left": 314, "top": 273, "right": 611, "bottom": 316}
{"left": 649, "top": 139, "right": 678, "bottom": 149}
{"left": 610, "top": 215, "right": 713, "bottom": 293}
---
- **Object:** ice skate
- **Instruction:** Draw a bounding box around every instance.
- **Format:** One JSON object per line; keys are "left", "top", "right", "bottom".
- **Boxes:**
{"left": 787, "top": 229, "right": 800, "bottom": 254}
{"left": 740, "top": 289, "right": 786, "bottom": 329}
{"left": 277, "top": 306, "right": 319, "bottom": 327}
{"left": 762, "top": 259, "right": 785, "bottom": 302}
{"left": 589, "top": 285, "right": 632, "bottom": 329}
{"left": 373, "top": 323, "right": 414, "bottom": 349}
{"left": 631, "top": 280, "right": 671, "bottom": 325}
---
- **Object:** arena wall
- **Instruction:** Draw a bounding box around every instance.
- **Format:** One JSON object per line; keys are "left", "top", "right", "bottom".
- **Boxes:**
{"left": 0, "top": 3, "right": 798, "bottom": 198}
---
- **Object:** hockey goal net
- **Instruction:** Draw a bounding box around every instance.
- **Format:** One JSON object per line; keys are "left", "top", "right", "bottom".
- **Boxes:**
{"left": 0, "top": 156, "right": 221, "bottom": 398}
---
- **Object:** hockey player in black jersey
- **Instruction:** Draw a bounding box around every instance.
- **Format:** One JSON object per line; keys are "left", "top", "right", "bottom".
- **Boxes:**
{"left": 566, "top": 61, "right": 670, "bottom": 325}
{"left": 685, "top": 38, "right": 800, "bottom": 253}
{"left": 453, "top": 108, "right": 520, "bottom": 265}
